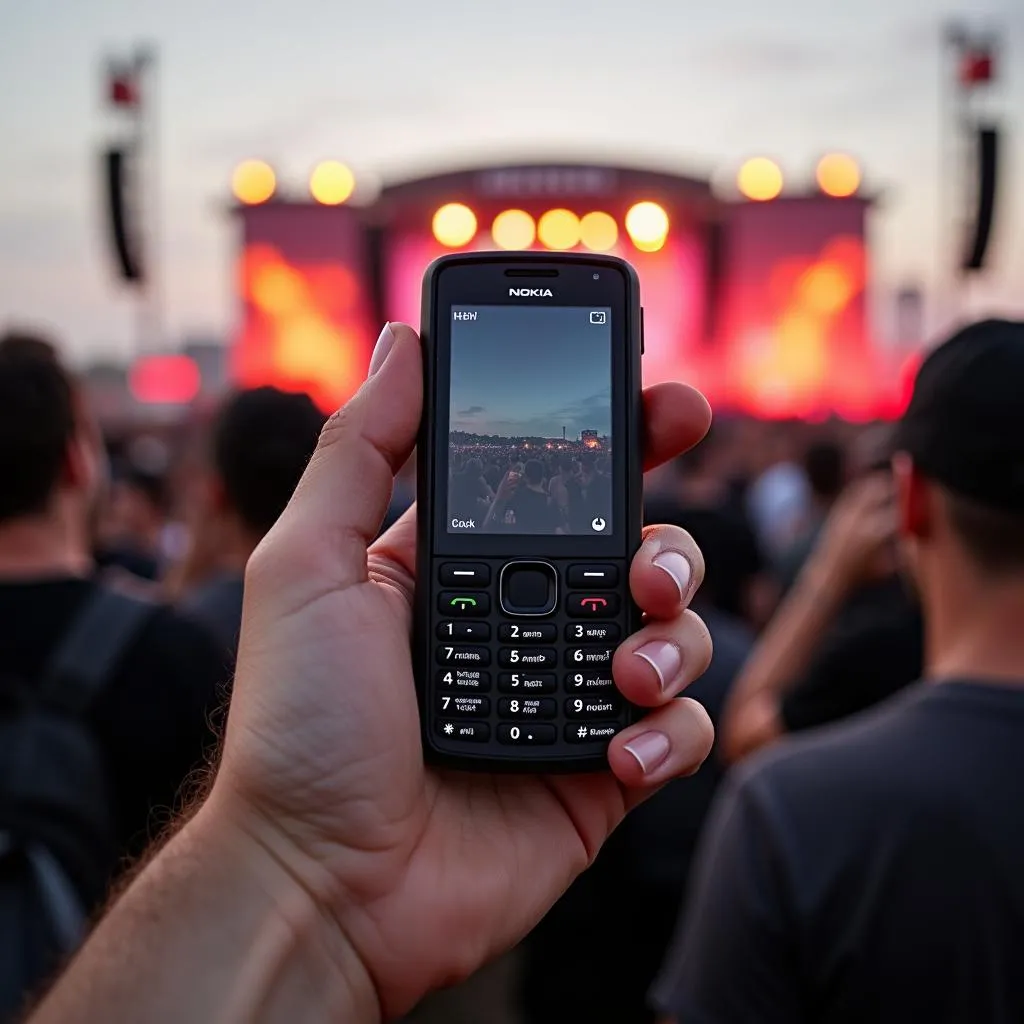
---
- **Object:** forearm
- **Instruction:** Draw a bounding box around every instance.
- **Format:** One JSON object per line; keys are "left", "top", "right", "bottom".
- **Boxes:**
{"left": 29, "top": 793, "right": 379, "bottom": 1024}
{"left": 721, "top": 561, "right": 849, "bottom": 762}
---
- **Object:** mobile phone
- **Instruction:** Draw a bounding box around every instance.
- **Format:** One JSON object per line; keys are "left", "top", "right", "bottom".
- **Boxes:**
{"left": 414, "top": 251, "right": 644, "bottom": 772}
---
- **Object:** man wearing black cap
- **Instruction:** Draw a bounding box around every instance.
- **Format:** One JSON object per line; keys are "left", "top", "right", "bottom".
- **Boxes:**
{"left": 652, "top": 320, "right": 1024, "bottom": 1023}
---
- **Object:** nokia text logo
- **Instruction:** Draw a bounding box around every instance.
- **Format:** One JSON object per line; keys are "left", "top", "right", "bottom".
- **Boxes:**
{"left": 508, "top": 288, "right": 553, "bottom": 297}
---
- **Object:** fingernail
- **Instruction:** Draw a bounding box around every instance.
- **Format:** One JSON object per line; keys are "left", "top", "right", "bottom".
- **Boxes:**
{"left": 624, "top": 731, "right": 671, "bottom": 774}
{"left": 652, "top": 550, "right": 691, "bottom": 603}
{"left": 634, "top": 640, "right": 682, "bottom": 693}
{"left": 368, "top": 323, "right": 395, "bottom": 377}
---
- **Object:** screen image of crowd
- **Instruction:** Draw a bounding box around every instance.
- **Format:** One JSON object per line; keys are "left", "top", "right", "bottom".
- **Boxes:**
{"left": 448, "top": 431, "right": 612, "bottom": 534}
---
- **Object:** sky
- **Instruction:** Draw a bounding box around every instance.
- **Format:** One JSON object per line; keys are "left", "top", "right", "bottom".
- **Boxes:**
{"left": 449, "top": 305, "right": 611, "bottom": 438}
{"left": 1, "top": 0, "right": 1022, "bottom": 364}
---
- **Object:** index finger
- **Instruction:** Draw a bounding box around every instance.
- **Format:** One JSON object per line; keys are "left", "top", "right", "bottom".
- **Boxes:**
{"left": 642, "top": 382, "right": 712, "bottom": 472}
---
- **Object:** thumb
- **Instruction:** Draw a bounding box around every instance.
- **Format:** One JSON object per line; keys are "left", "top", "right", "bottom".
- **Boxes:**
{"left": 276, "top": 322, "right": 422, "bottom": 589}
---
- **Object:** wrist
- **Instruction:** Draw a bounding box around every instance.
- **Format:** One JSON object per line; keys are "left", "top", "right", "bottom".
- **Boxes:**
{"left": 190, "top": 788, "right": 382, "bottom": 1023}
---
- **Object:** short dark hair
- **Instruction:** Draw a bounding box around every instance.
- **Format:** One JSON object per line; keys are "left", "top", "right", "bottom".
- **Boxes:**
{"left": 944, "top": 487, "right": 1024, "bottom": 575}
{"left": 524, "top": 459, "right": 544, "bottom": 485}
{"left": 212, "top": 387, "right": 326, "bottom": 535}
{"left": 0, "top": 332, "right": 76, "bottom": 522}
{"left": 804, "top": 441, "right": 846, "bottom": 501}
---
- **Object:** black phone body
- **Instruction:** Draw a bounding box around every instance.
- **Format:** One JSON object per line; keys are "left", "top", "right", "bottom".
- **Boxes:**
{"left": 415, "top": 251, "right": 644, "bottom": 772}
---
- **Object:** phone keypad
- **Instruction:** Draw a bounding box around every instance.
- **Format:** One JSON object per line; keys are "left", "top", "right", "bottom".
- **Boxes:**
{"left": 428, "top": 560, "right": 634, "bottom": 760}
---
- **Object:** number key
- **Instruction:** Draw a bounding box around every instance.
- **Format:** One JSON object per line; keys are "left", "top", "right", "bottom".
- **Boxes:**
{"left": 499, "top": 623, "right": 557, "bottom": 643}
{"left": 438, "top": 621, "right": 491, "bottom": 641}
{"left": 499, "top": 648, "right": 557, "bottom": 668}
{"left": 566, "top": 647, "right": 613, "bottom": 666}
{"left": 499, "top": 673, "right": 556, "bottom": 693}
{"left": 497, "top": 724, "right": 556, "bottom": 745}
{"left": 565, "top": 695, "right": 621, "bottom": 718}
{"left": 498, "top": 697, "right": 556, "bottom": 719}
{"left": 437, "top": 646, "right": 491, "bottom": 666}
{"left": 566, "top": 622, "right": 621, "bottom": 643}
{"left": 566, "top": 672, "right": 615, "bottom": 692}
{"left": 437, "top": 694, "right": 491, "bottom": 716}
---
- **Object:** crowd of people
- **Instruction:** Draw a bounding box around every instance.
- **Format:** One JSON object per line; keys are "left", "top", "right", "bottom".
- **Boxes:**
{"left": 3, "top": 316, "right": 1024, "bottom": 1023}
{"left": 448, "top": 440, "right": 612, "bottom": 533}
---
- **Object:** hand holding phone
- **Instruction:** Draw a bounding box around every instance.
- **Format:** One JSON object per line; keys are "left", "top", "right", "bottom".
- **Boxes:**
{"left": 416, "top": 253, "right": 645, "bottom": 771}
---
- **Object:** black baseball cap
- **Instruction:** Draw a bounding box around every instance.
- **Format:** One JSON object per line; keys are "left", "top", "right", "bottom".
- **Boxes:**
{"left": 891, "top": 319, "right": 1024, "bottom": 513}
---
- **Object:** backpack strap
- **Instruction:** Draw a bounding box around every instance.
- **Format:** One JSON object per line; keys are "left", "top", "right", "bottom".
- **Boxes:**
{"left": 38, "top": 587, "right": 160, "bottom": 716}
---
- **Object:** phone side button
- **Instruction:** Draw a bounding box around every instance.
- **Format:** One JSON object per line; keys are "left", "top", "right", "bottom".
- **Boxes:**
{"left": 436, "top": 720, "right": 490, "bottom": 742}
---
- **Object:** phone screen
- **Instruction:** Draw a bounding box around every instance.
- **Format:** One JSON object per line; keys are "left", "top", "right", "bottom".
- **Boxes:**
{"left": 445, "top": 304, "right": 613, "bottom": 537}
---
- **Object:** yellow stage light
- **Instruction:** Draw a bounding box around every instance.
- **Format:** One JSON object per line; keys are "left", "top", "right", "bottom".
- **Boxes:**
{"left": 432, "top": 203, "right": 477, "bottom": 247}
{"left": 492, "top": 209, "right": 536, "bottom": 249}
{"left": 624, "top": 202, "right": 669, "bottom": 252}
{"left": 537, "top": 209, "right": 581, "bottom": 250}
{"left": 232, "top": 160, "right": 276, "bottom": 205}
{"left": 310, "top": 161, "right": 355, "bottom": 205}
{"left": 737, "top": 158, "right": 783, "bottom": 201}
{"left": 579, "top": 211, "right": 618, "bottom": 251}
{"left": 816, "top": 153, "right": 861, "bottom": 198}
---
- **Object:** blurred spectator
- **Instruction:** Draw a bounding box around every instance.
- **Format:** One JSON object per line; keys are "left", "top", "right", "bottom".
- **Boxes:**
{"left": 520, "top": 605, "right": 752, "bottom": 1024}
{"left": 774, "top": 439, "right": 847, "bottom": 593}
{"left": 0, "top": 333, "right": 227, "bottom": 1013}
{"left": 94, "top": 461, "right": 168, "bottom": 582}
{"left": 653, "top": 319, "right": 1024, "bottom": 1023}
{"left": 744, "top": 422, "right": 811, "bottom": 564}
{"left": 172, "top": 386, "right": 325, "bottom": 660}
{"left": 645, "top": 430, "right": 774, "bottom": 627}
{"left": 719, "top": 462, "right": 922, "bottom": 764}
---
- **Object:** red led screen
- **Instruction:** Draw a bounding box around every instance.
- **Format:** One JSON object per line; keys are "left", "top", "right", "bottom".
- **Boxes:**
{"left": 232, "top": 203, "right": 375, "bottom": 412}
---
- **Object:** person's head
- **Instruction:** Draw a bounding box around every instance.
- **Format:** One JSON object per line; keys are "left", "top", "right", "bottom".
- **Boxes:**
{"left": 892, "top": 319, "right": 1024, "bottom": 607}
{"left": 803, "top": 440, "right": 846, "bottom": 508}
{"left": 523, "top": 459, "right": 544, "bottom": 487}
{"left": 464, "top": 458, "right": 483, "bottom": 477}
{"left": 187, "top": 387, "right": 325, "bottom": 561}
{"left": 0, "top": 331, "right": 104, "bottom": 547}
{"left": 100, "top": 462, "right": 168, "bottom": 552}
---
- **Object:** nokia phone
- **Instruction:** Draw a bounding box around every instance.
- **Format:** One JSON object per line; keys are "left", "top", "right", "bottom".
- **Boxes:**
{"left": 415, "top": 251, "right": 644, "bottom": 771}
